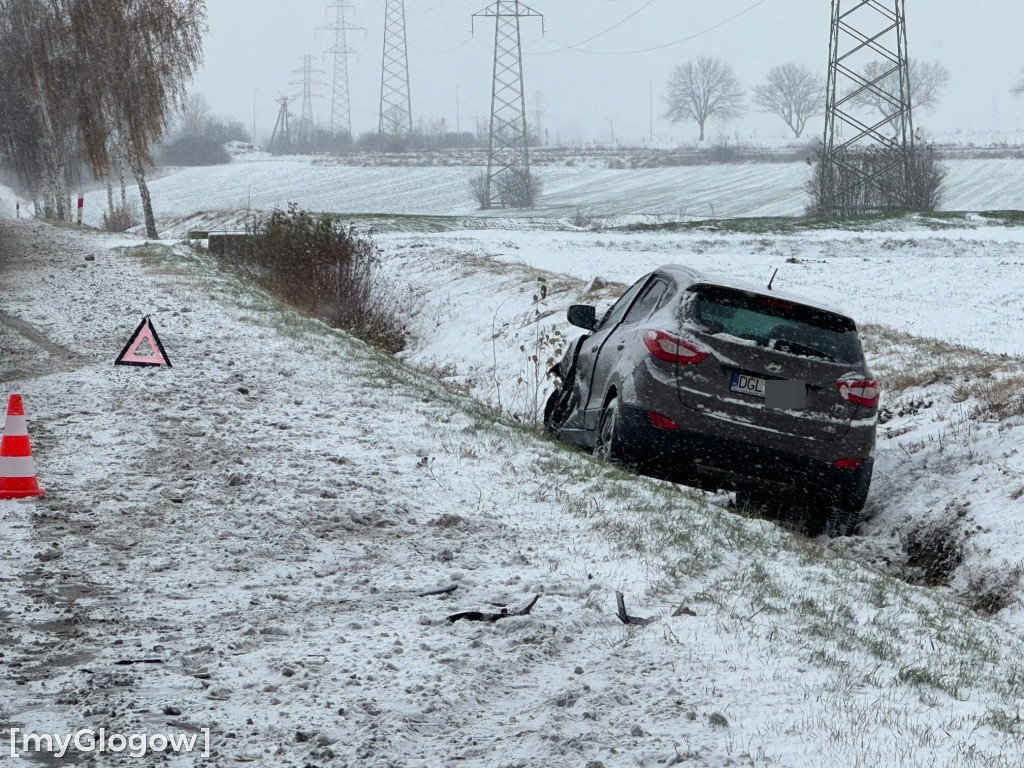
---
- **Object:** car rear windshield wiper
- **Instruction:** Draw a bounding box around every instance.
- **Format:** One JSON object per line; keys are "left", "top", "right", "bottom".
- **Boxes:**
{"left": 770, "top": 338, "right": 837, "bottom": 362}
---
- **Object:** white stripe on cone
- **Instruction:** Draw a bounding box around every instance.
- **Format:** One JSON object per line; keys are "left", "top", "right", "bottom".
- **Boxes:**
{"left": 2, "top": 414, "right": 27, "bottom": 436}
{"left": 0, "top": 456, "right": 37, "bottom": 477}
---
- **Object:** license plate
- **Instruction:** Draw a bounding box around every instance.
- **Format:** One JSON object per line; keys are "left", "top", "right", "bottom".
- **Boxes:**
{"left": 731, "top": 373, "right": 765, "bottom": 398}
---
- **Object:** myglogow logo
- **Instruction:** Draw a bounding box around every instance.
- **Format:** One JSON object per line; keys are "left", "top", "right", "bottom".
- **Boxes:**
{"left": 8, "top": 727, "right": 211, "bottom": 759}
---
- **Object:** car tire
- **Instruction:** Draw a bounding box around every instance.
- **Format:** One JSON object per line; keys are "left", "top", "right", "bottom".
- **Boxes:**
{"left": 824, "top": 505, "right": 855, "bottom": 538}
{"left": 543, "top": 389, "right": 561, "bottom": 433}
{"left": 595, "top": 397, "right": 624, "bottom": 463}
{"left": 820, "top": 472, "right": 871, "bottom": 536}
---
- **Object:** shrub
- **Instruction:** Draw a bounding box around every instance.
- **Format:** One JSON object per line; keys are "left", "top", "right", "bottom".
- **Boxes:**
{"left": 806, "top": 141, "right": 947, "bottom": 216}
{"left": 102, "top": 201, "right": 140, "bottom": 232}
{"left": 160, "top": 113, "right": 248, "bottom": 166}
{"left": 213, "top": 204, "right": 406, "bottom": 353}
{"left": 495, "top": 169, "right": 543, "bottom": 208}
{"left": 469, "top": 169, "right": 543, "bottom": 210}
{"left": 160, "top": 135, "right": 230, "bottom": 165}
{"left": 469, "top": 171, "right": 489, "bottom": 208}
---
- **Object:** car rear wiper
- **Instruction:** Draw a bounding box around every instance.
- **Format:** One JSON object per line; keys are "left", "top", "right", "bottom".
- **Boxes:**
{"left": 771, "top": 339, "right": 837, "bottom": 362}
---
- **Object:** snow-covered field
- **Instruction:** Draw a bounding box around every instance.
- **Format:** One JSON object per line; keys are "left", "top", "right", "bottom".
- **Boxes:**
{"left": 71, "top": 151, "right": 1024, "bottom": 227}
{"left": 6, "top": 156, "right": 1024, "bottom": 766}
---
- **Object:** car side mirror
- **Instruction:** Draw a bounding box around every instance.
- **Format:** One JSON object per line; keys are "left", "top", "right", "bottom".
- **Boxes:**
{"left": 567, "top": 304, "right": 597, "bottom": 330}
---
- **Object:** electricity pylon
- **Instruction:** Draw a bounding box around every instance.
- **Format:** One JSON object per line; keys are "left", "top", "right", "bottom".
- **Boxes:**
{"left": 472, "top": 1, "right": 543, "bottom": 209}
{"left": 379, "top": 0, "right": 413, "bottom": 137}
{"left": 292, "top": 55, "right": 326, "bottom": 148}
{"left": 268, "top": 96, "right": 294, "bottom": 153}
{"left": 326, "top": 1, "right": 357, "bottom": 137}
{"left": 821, "top": 0, "right": 915, "bottom": 215}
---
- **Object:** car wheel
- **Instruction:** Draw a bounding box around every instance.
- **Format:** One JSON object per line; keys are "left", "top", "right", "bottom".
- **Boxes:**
{"left": 824, "top": 505, "right": 855, "bottom": 538}
{"left": 820, "top": 475, "right": 871, "bottom": 537}
{"left": 594, "top": 397, "right": 624, "bottom": 463}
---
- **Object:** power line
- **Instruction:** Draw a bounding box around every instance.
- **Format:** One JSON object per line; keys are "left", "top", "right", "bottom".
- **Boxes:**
{"left": 535, "top": 0, "right": 658, "bottom": 53}
{"left": 528, "top": 0, "right": 772, "bottom": 57}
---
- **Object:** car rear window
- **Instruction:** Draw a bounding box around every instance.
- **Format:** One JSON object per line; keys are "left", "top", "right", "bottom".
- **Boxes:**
{"left": 685, "top": 284, "right": 863, "bottom": 364}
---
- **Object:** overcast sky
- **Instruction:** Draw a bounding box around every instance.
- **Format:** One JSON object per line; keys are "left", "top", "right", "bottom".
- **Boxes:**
{"left": 192, "top": 0, "right": 1024, "bottom": 145}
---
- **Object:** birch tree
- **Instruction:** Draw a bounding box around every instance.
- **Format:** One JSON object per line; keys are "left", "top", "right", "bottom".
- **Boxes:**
{"left": 0, "top": 0, "right": 206, "bottom": 236}
{"left": 0, "top": 0, "right": 80, "bottom": 219}
{"left": 71, "top": 0, "right": 206, "bottom": 238}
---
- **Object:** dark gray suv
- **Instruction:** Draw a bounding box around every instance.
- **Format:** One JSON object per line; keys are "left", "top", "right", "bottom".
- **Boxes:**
{"left": 544, "top": 265, "right": 878, "bottom": 535}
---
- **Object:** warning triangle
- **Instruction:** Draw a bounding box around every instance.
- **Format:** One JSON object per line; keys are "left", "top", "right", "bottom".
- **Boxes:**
{"left": 115, "top": 316, "right": 172, "bottom": 367}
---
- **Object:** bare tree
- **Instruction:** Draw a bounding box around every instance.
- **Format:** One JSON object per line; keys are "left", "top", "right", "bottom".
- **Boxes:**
{"left": 853, "top": 59, "right": 950, "bottom": 128}
{"left": 665, "top": 57, "right": 744, "bottom": 141}
{"left": 1014, "top": 71, "right": 1024, "bottom": 98}
{"left": 178, "top": 93, "right": 212, "bottom": 138}
{"left": 752, "top": 63, "right": 825, "bottom": 139}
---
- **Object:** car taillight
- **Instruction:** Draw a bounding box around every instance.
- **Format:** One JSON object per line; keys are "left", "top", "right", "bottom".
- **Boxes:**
{"left": 642, "top": 329, "right": 708, "bottom": 365}
{"left": 837, "top": 379, "right": 879, "bottom": 408}
{"left": 834, "top": 458, "right": 864, "bottom": 471}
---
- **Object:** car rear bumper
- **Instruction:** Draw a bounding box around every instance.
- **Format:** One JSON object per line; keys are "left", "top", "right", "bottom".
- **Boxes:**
{"left": 616, "top": 403, "right": 873, "bottom": 506}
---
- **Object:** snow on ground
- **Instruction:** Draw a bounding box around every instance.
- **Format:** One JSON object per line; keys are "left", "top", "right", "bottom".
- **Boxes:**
{"left": 6, "top": 209, "right": 1024, "bottom": 766}
{"left": 75, "top": 153, "right": 1024, "bottom": 228}
{"left": 369, "top": 223, "right": 1024, "bottom": 632}
{"left": 0, "top": 181, "right": 28, "bottom": 221}
{"left": 376, "top": 223, "right": 1024, "bottom": 358}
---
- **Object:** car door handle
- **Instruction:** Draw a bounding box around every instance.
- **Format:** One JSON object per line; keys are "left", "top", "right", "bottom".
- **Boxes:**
{"left": 616, "top": 343, "right": 625, "bottom": 350}
{"left": 591, "top": 346, "right": 599, "bottom": 353}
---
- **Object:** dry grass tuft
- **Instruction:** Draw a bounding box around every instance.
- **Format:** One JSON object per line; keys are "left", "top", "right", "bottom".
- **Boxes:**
{"left": 861, "top": 324, "right": 1019, "bottom": 396}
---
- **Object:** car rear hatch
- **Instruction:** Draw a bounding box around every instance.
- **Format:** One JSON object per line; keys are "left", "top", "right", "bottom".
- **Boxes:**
{"left": 674, "top": 284, "right": 870, "bottom": 441}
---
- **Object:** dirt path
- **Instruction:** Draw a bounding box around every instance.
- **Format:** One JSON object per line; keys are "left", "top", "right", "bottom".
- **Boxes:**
{"left": 0, "top": 220, "right": 685, "bottom": 767}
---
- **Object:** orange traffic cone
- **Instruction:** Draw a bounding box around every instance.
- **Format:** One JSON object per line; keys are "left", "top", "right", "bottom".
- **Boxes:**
{"left": 0, "top": 394, "right": 45, "bottom": 499}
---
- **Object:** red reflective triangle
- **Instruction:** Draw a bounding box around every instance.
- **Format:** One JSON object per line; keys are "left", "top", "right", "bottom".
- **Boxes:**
{"left": 115, "top": 317, "right": 171, "bottom": 367}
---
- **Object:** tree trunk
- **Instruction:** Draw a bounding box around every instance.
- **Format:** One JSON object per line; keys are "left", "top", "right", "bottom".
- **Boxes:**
{"left": 107, "top": 177, "right": 115, "bottom": 213}
{"left": 125, "top": 139, "right": 158, "bottom": 238}
{"left": 115, "top": 144, "right": 128, "bottom": 208}
{"left": 698, "top": 120, "right": 706, "bottom": 141}
{"left": 44, "top": 162, "right": 66, "bottom": 221}
{"left": 136, "top": 171, "right": 158, "bottom": 239}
